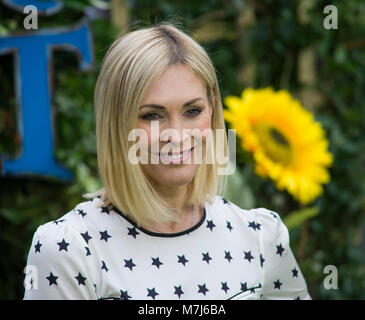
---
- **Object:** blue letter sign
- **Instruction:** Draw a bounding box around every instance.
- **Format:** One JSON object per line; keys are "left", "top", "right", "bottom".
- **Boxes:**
{"left": 0, "top": 5, "right": 93, "bottom": 180}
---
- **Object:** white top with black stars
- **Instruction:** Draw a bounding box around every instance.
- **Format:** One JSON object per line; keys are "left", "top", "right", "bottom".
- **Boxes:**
{"left": 23, "top": 195, "right": 310, "bottom": 300}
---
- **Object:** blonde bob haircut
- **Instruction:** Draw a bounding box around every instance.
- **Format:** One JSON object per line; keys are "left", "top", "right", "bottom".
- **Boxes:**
{"left": 84, "top": 21, "right": 229, "bottom": 227}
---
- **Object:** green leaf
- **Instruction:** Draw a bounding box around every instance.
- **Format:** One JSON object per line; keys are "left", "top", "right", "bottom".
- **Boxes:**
{"left": 284, "top": 206, "right": 319, "bottom": 230}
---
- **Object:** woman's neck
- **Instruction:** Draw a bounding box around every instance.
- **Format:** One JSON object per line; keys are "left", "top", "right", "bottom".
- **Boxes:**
{"left": 142, "top": 181, "right": 203, "bottom": 233}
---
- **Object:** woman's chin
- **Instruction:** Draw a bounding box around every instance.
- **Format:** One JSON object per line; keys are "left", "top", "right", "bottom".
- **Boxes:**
{"left": 155, "top": 166, "right": 198, "bottom": 186}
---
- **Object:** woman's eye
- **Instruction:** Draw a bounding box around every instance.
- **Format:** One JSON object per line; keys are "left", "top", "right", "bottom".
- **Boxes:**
{"left": 185, "top": 108, "right": 202, "bottom": 117}
{"left": 142, "top": 113, "right": 161, "bottom": 120}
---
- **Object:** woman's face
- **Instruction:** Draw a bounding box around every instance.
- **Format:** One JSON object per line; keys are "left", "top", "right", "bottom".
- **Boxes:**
{"left": 135, "top": 64, "right": 212, "bottom": 189}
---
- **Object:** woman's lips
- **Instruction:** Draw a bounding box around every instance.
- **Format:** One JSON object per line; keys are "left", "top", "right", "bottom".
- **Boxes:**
{"left": 153, "top": 147, "right": 195, "bottom": 164}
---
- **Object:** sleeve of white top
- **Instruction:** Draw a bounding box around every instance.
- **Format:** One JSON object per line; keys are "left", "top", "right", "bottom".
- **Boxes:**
{"left": 255, "top": 208, "right": 311, "bottom": 300}
{"left": 23, "top": 221, "right": 98, "bottom": 300}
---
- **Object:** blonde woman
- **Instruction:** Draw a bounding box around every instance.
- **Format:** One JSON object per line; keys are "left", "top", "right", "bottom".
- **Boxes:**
{"left": 23, "top": 22, "right": 311, "bottom": 300}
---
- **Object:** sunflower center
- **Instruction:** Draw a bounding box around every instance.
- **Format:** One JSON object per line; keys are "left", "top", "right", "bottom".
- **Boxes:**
{"left": 253, "top": 123, "right": 293, "bottom": 165}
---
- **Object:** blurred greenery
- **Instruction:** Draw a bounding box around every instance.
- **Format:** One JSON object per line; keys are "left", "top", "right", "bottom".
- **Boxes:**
{"left": 0, "top": 0, "right": 364, "bottom": 299}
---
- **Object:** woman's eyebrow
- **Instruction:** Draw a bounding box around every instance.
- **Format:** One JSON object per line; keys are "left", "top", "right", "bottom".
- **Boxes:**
{"left": 139, "top": 97, "right": 204, "bottom": 110}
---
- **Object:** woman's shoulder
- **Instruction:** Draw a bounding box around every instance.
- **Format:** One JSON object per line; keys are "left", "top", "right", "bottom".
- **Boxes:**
{"left": 33, "top": 196, "right": 105, "bottom": 239}
{"left": 209, "top": 195, "right": 283, "bottom": 231}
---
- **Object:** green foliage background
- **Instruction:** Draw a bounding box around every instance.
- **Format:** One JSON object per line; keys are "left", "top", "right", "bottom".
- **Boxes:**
{"left": 0, "top": 0, "right": 364, "bottom": 299}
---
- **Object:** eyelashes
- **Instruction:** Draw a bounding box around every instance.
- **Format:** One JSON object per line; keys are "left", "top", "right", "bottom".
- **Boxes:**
{"left": 141, "top": 107, "right": 203, "bottom": 121}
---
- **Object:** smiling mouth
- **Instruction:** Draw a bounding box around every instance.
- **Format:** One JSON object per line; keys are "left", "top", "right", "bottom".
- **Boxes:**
{"left": 152, "top": 147, "right": 195, "bottom": 162}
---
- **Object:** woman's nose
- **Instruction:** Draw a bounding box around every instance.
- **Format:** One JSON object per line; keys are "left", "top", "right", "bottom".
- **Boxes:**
{"left": 160, "top": 118, "right": 190, "bottom": 148}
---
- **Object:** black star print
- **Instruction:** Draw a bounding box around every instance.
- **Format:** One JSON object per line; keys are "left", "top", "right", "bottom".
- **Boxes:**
{"left": 240, "top": 282, "right": 248, "bottom": 292}
{"left": 269, "top": 211, "right": 278, "bottom": 219}
{"left": 202, "top": 252, "right": 212, "bottom": 264}
{"left": 276, "top": 243, "right": 285, "bottom": 256}
{"left": 274, "top": 279, "right": 282, "bottom": 290}
{"left": 243, "top": 251, "right": 254, "bottom": 263}
{"left": 260, "top": 254, "right": 265, "bottom": 267}
{"left": 101, "top": 260, "right": 109, "bottom": 272}
{"left": 34, "top": 240, "right": 42, "bottom": 253}
{"left": 292, "top": 267, "right": 299, "bottom": 278}
{"left": 30, "top": 278, "right": 35, "bottom": 290}
{"left": 57, "top": 239, "right": 70, "bottom": 252}
{"left": 77, "top": 209, "right": 87, "bottom": 218}
{"left": 147, "top": 288, "right": 159, "bottom": 300}
{"left": 177, "top": 255, "right": 188, "bottom": 266}
{"left": 46, "top": 272, "right": 58, "bottom": 286}
{"left": 75, "top": 272, "right": 87, "bottom": 286}
{"left": 100, "top": 230, "right": 111, "bottom": 242}
{"left": 127, "top": 226, "right": 140, "bottom": 239}
{"left": 198, "top": 283, "right": 209, "bottom": 296}
{"left": 53, "top": 219, "right": 65, "bottom": 225}
{"left": 151, "top": 257, "right": 163, "bottom": 269}
{"left": 100, "top": 206, "right": 110, "bottom": 214}
{"left": 221, "top": 282, "right": 229, "bottom": 293}
{"left": 81, "top": 231, "right": 92, "bottom": 244}
{"left": 85, "top": 247, "right": 91, "bottom": 256}
{"left": 226, "top": 221, "right": 233, "bottom": 232}
{"left": 124, "top": 258, "right": 136, "bottom": 271}
{"left": 120, "top": 290, "right": 131, "bottom": 300}
{"left": 206, "top": 220, "right": 216, "bottom": 231}
{"left": 248, "top": 221, "right": 258, "bottom": 231}
{"left": 174, "top": 285, "right": 184, "bottom": 298}
{"left": 224, "top": 250, "right": 233, "bottom": 263}
{"left": 248, "top": 221, "right": 261, "bottom": 231}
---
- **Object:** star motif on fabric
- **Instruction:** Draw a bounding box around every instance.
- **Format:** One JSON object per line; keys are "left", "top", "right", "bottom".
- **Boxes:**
{"left": 269, "top": 211, "right": 278, "bottom": 219}
{"left": 147, "top": 287, "right": 159, "bottom": 300}
{"left": 224, "top": 250, "right": 233, "bottom": 263}
{"left": 198, "top": 283, "right": 209, "bottom": 296}
{"left": 100, "top": 206, "right": 110, "bottom": 214}
{"left": 243, "top": 251, "right": 254, "bottom": 263}
{"left": 174, "top": 285, "right": 184, "bottom": 298}
{"left": 75, "top": 272, "right": 87, "bottom": 286}
{"left": 84, "top": 246, "right": 91, "bottom": 256}
{"left": 248, "top": 221, "right": 261, "bottom": 231}
{"left": 292, "top": 267, "right": 299, "bottom": 278}
{"left": 274, "top": 279, "right": 282, "bottom": 290}
{"left": 127, "top": 226, "right": 140, "bottom": 239}
{"left": 57, "top": 239, "right": 70, "bottom": 252}
{"left": 46, "top": 272, "right": 58, "bottom": 286}
{"left": 101, "top": 260, "right": 109, "bottom": 272}
{"left": 260, "top": 254, "right": 265, "bottom": 267}
{"left": 221, "top": 281, "right": 229, "bottom": 293}
{"left": 53, "top": 219, "right": 65, "bottom": 225}
{"left": 222, "top": 197, "right": 229, "bottom": 204}
{"left": 77, "top": 209, "right": 87, "bottom": 218}
{"left": 124, "top": 258, "right": 136, "bottom": 271}
{"left": 120, "top": 290, "right": 131, "bottom": 300}
{"left": 226, "top": 221, "right": 233, "bottom": 232}
{"left": 276, "top": 243, "right": 285, "bottom": 256}
{"left": 100, "top": 230, "right": 111, "bottom": 242}
{"left": 34, "top": 240, "right": 42, "bottom": 253}
{"left": 206, "top": 220, "right": 216, "bottom": 231}
{"left": 177, "top": 255, "right": 189, "bottom": 266}
{"left": 80, "top": 231, "right": 92, "bottom": 244}
{"left": 240, "top": 282, "right": 248, "bottom": 292}
{"left": 202, "top": 252, "right": 212, "bottom": 264}
{"left": 151, "top": 257, "right": 163, "bottom": 269}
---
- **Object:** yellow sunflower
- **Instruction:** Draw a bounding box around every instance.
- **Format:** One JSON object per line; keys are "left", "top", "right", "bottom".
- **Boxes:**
{"left": 223, "top": 87, "right": 333, "bottom": 205}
